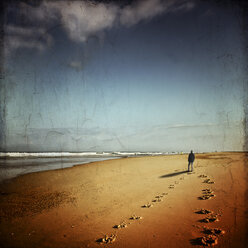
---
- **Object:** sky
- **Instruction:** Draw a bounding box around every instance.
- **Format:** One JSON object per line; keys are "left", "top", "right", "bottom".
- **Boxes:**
{"left": 0, "top": 0, "right": 247, "bottom": 152}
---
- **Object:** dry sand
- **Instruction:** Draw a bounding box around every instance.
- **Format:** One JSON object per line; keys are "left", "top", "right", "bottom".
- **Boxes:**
{"left": 0, "top": 152, "right": 247, "bottom": 248}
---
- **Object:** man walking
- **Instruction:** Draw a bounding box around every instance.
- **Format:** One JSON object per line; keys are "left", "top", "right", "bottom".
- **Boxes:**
{"left": 188, "top": 150, "right": 195, "bottom": 172}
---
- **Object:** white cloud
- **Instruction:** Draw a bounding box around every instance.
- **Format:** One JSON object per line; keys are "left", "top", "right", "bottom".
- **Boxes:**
{"left": 50, "top": 1, "right": 119, "bottom": 43}
{"left": 120, "top": 0, "right": 166, "bottom": 26}
{"left": 18, "top": 1, "right": 58, "bottom": 24}
{"left": 120, "top": 0, "right": 195, "bottom": 26}
{"left": 4, "top": 0, "right": 196, "bottom": 54}
{"left": 4, "top": 25, "right": 53, "bottom": 55}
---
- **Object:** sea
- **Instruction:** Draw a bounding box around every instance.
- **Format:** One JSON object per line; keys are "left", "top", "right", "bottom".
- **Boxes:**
{"left": 0, "top": 152, "right": 166, "bottom": 183}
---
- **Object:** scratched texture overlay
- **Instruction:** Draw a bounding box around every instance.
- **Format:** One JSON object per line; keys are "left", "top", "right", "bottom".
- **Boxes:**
{"left": 0, "top": 1, "right": 247, "bottom": 248}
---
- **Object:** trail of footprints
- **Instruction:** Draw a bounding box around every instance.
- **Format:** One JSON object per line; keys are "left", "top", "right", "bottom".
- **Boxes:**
{"left": 98, "top": 173, "right": 182, "bottom": 244}
{"left": 192, "top": 174, "right": 225, "bottom": 246}
{"left": 98, "top": 172, "right": 225, "bottom": 246}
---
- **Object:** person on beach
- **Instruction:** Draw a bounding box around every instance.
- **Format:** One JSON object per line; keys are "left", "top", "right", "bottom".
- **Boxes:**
{"left": 188, "top": 150, "right": 195, "bottom": 172}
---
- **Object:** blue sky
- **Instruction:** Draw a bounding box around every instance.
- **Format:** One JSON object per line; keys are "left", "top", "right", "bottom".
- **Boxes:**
{"left": 1, "top": 0, "right": 246, "bottom": 152}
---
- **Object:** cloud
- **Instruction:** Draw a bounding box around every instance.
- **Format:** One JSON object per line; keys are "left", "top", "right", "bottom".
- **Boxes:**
{"left": 4, "top": 25, "right": 53, "bottom": 56}
{"left": 4, "top": 0, "right": 195, "bottom": 54}
{"left": 46, "top": 1, "right": 119, "bottom": 43}
{"left": 166, "top": 123, "right": 217, "bottom": 129}
{"left": 120, "top": 0, "right": 166, "bottom": 26}
{"left": 18, "top": 1, "right": 58, "bottom": 25}
{"left": 170, "top": 1, "right": 195, "bottom": 12}
{"left": 120, "top": 0, "right": 195, "bottom": 26}
{"left": 153, "top": 121, "right": 241, "bottom": 130}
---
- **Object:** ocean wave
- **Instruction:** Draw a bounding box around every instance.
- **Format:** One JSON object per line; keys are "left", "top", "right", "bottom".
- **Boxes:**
{"left": 0, "top": 151, "right": 168, "bottom": 158}
{"left": 0, "top": 152, "right": 113, "bottom": 158}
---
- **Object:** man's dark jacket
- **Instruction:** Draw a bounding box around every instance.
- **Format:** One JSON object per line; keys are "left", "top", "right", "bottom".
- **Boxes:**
{"left": 188, "top": 152, "right": 195, "bottom": 162}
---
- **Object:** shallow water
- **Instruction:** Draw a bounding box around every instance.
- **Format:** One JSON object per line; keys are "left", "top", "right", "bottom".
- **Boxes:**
{"left": 0, "top": 156, "right": 120, "bottom": 182}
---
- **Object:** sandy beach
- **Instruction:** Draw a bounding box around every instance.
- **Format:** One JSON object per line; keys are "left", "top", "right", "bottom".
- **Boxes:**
{"left": 0, "top": 152, "right": 247, "bottom": 248}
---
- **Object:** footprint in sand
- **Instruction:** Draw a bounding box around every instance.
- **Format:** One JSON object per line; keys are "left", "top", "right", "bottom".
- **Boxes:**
{"left": 199, "top": 189, "right": 215, "bottom": 200}
{"left": 97, "top": 234, "right": 117, "bottom": 244}
{"left": 201, "top": 235, "right": 218, "bottom": 246}
{"left": 202, "top": 188, "right": 213, "bottom": 193}
{"left": 203, "top": 179, "right": 215, "bottom": 184}
{"left": 197, "top": 227, "right": 225, "bottom": 246}
{"left": 203, "top": 227, "right": 225, "bottom": 236}
{"left": 162, "top": 192, "right": 168, "bottom": 195}
{"left": 155, "top": 195, "right": 164, "bottom": 198}
{"left": 130, "top": 215, "right": 143, "bottom": 220}
{"left": 190, "top": 235, "right": 218, "bottom": 246}
{"left": 174, "top": 181, "right": 179, "bottom": 184}
{"left": 142, "top": 203, "right": 153, "bottom": 208}
{"left": 113, "top": 222, "right": 128, "bottom": 229}
{"left": 198, "top": 174, "right": 208, "bottom": 178}
{"left": 168, "top": 185, "right": 174, "bottom": 189}
{"left": 202, "top": 191, "right": 214, "bottom": 195}
{"left": 195, "top": 209, "right": 212, "bottom": 214}
{"left": 200, "top": 215, "right": 219, "bottom": 223}
{"left": 179, "top": 177, "right": 184, "bottom": 180}
{"left": 152, "top": 196, "right": 163, "bottom": 202}
{"left": 152, "top": 199, "right": 162, "bottom": 203}
{"left": 198, "top": 194, "right": 215, "bottom": 200}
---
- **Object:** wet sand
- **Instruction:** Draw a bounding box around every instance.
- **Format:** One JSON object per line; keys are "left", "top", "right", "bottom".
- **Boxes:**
{"left": 0, "top": 152, "right": 247, "bottom": 248}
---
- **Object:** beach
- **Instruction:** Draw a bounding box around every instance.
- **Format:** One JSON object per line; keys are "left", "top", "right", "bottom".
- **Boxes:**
{"left": 0, "top": 152, "right": 247, "bottom": 248}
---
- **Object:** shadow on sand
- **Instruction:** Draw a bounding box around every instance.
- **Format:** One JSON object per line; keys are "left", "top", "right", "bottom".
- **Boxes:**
{"left": 159, "top": 170, "right": 188, "bottom": 178}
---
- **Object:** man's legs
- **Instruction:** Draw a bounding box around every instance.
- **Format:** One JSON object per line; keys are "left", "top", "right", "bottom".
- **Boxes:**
{"left": 188, "top": 162, "right": 193, "bottom": 172}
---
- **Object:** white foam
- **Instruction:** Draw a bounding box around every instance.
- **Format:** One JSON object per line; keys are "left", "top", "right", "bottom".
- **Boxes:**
{"left": 0, "top": 152, "right": 113, "bottom": 158}
{"left": 0, "top": 151, "right": 168, "bottom": 158}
